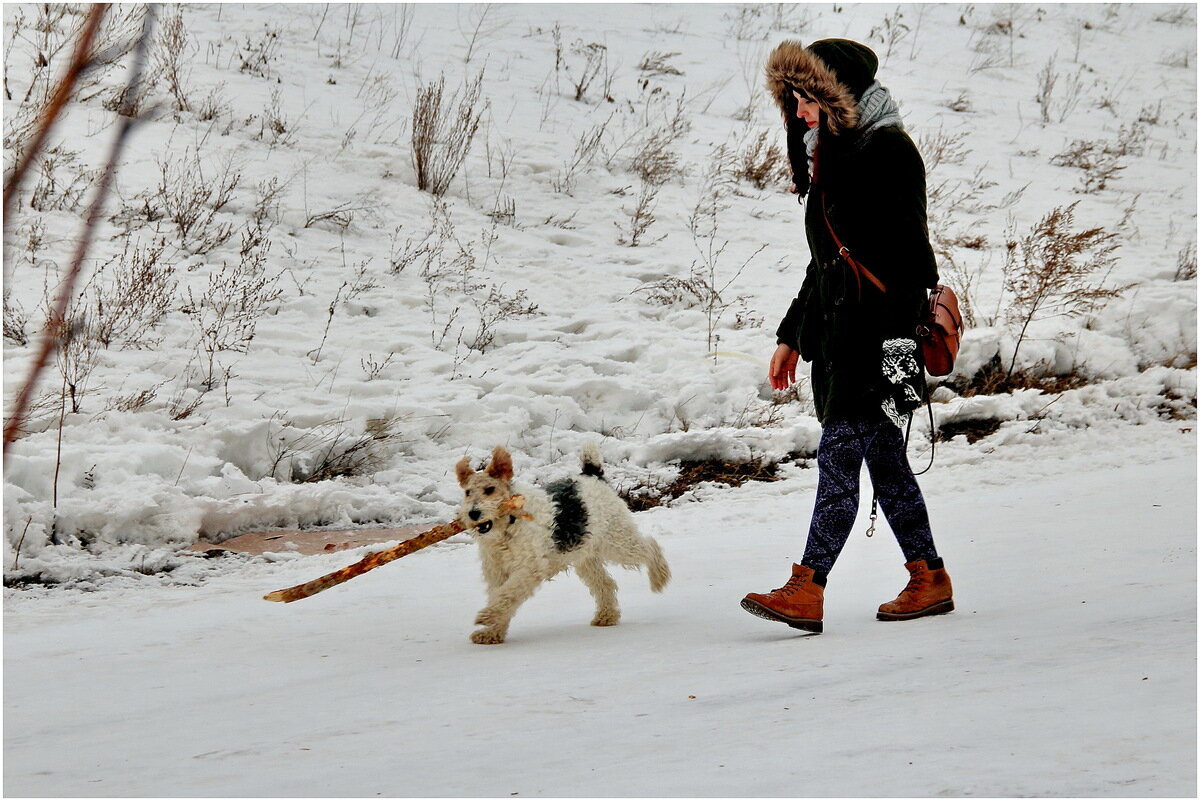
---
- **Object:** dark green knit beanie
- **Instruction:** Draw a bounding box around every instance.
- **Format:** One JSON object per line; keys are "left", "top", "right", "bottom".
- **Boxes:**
{"left": 806, "top": 39, "right": 879, "bottom": 100}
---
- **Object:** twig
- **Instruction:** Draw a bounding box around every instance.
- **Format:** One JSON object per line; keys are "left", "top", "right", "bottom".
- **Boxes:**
{"left": 2, "top": 4, "right": 108, "bottom": 236}
{"left": 11, "top": 517, "right": 33, "bottom": 570}
{"left": 4, "top": 6, "right": 157, "bottom": 454}
{"left": 174, "top": 444, "right": 194, "bottom": 486}
{"left": 53, "top": 373, "right": 67, "bottom": 513}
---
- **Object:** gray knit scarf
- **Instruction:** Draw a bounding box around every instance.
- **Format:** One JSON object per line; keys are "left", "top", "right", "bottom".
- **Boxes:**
{"left": 803, "top": 81, "right": 905, "bottom": 180}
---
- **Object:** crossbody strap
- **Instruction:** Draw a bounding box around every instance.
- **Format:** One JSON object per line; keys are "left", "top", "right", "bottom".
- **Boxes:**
{"left": 820, "top": 192, "right": 888, "bottom": 296}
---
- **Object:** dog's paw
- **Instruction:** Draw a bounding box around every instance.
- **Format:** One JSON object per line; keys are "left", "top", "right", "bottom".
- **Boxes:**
{"left": 591, "top": 609, "right": 621, "bottom": 627}
{"left": 470, "top": 627, "right": 506, "bottom": 645}
{"left": 474, "top": 607, "right": 501, "bottom": 626}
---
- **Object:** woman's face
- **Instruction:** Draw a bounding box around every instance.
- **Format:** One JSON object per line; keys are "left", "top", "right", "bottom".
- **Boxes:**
{"left": 792, "top": 90, "right": 820, "bottom": 129}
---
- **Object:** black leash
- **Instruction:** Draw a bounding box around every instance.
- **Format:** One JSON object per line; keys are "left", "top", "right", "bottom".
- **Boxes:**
{"left": 866, "top": 387, "right": 936, "bottom": 537}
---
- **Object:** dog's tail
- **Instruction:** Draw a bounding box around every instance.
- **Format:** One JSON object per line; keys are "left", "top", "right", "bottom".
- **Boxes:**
{"left": 646, "top": 537, "right": 671, "bottom": 593}
{"left": 580, "top": 441, "right": 605, "bottom": 480}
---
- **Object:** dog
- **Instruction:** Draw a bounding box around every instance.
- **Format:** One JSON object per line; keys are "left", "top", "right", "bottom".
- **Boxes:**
{"left": 455, "top": 444, "right": 670, "bottom": 644}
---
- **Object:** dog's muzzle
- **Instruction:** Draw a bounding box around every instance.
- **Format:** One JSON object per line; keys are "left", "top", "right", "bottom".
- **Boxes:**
{"left": 476, "top": 520, "right": 493, "bottom": 534}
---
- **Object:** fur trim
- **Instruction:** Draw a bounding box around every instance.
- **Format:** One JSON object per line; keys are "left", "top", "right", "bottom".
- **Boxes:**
{"left": 765, "top": 40, "right": 858, "bottom": 135}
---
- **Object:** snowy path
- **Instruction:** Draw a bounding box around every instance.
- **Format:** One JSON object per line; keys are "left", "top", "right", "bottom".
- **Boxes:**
{"left": 5, "top": 424, "right": 1195, "bottom": 797}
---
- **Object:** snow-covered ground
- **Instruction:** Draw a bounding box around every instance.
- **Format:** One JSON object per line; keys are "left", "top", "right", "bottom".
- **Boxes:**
{"left": 3, "top": 3, "right": 1195, "bottom": 582}
{"left": 4, "top": 419, "right": 1195, "bottom": 796}
{"left": 3, "top": 3, "right": 1197, "bottom": 795}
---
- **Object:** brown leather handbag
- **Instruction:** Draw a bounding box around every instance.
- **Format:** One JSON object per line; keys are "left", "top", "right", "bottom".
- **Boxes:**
{"left": 821, "top": 204, "right": 965, "bottom": 377}
{"left": 918, "top": 285, "right": 964, "bottom": 377}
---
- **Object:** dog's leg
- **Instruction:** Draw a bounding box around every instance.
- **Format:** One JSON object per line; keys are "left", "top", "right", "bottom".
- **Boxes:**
{"left": 577, "top": 558, "right": 621, "bottom": 626}
{"left": 471, "top": 569, "right": 543, "bottom": 644}
{"left": 476, "top": 548, "right": 510, "bottom": 624}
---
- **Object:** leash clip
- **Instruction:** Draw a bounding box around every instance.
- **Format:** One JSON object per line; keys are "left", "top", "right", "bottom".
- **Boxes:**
{"left": 866, "top": 496, "right": 878, "bottom": 538}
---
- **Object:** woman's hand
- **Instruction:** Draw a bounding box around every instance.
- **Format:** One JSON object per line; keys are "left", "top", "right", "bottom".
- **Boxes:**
{"left": 769, "top": 343, "right": 799, "bottom": 391}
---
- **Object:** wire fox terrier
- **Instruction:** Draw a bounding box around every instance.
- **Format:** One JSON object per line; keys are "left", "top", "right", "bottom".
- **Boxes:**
{"left": 455, "top": 444, "right": 670, "bottom": 644}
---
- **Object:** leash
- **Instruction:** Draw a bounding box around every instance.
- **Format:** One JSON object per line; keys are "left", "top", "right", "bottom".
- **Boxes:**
{"left": 867, "top": 388, "right": 936, "bottom": 538}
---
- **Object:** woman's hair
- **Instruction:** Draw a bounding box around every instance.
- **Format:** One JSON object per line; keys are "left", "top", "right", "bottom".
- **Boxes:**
{"left": 784, "top": 113, "right": 812, "bottom": 198}
{"left": 782, "top": 84, "right": 816, "bottom": 198}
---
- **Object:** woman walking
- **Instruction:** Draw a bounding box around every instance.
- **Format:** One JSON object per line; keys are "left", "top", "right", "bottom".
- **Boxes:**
{"left": 741, "top": 39, "right": 953, "bottom": 634}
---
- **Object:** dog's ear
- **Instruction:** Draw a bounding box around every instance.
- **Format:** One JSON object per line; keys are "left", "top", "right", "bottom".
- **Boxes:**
{"left": 487, "top": 446, "right": 513, "bottom": 481}
{"left": 455, "top": 457, "right": 475, "bottom": 487}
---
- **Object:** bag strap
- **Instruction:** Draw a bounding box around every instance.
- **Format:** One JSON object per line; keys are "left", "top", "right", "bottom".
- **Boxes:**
{"left": 820, "top": 192, "right": 888, "bottom": 296}
{"left": 813, "top": 141, "right": 888, "bottom": 297}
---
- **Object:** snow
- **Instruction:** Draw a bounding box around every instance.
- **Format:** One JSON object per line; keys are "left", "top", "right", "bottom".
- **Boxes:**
{"left": 2, "top": 2, "right": 1196, "bottom": 795}
{"left": 4, "top": 420, "right": 1195, "bottom": 796}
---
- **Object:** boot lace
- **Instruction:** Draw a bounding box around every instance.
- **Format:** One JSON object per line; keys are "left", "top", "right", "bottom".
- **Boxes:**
{"left": 772, "top": 573, "right": 810, "bottom": 596}
{"left": 899, "top": 571, "right": 928, "bottom": 598}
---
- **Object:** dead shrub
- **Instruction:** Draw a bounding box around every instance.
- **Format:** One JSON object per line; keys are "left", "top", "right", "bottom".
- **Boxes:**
{"left": 1035, "top": 56, "right": 1084, "bottom": 124}
{"left": 106, "top": 384, "right": 163, "bottom": 413}
{"left": 181, "top": 244, "right": 281, "bottom": 390}
{"left": 554, "top": 27, "right": 612, "bottom": 102}
{"left": 945, "top": 354, "right": 1092, "bottom": 398}
{"left": 637, "top": 51, "right": 683, "bottom": 76}
{"left": 466, "top": 285, "right": 540, "bottom": 353}
{"left": 411, "top": 71, "right": 484, "bottom": 196}
{"left": 734, "top": 129, "right": 787, "bottom": 189}
{"left": 554, "top": 114, "right": 611, "bottom": 194}
{"left": 252, "top": 88, "right": 295, "bottom": 146}
{"left": 917, "top": 128, "right": 970, "bottom": 173}
{"left": 80, "top": 238, "right": 176, "bottom": 349}
{"left": 1174, "top": 242, "right": 1196, "bottom": 282}
{"left": 943, "top": 91, "right": 973, "bottom": 113}
{"left": 4, "top": 298, "right": 29, "bottom": 346}
{"left": 51, "top": 311, "right": 100, "bottom": 414}
{"left": 616, "top": 183, "right": 660, "bottom": 247}
{"left": 1002, "top": 202, "right": 1123, "bottom": 374}
{"left": 29, "top": 146, "right": 97, "bottom": 213}
{"left": 936, "top": 417, "right": 1003, "bottom": 443}
{"left": 154, "top": 5, "right": 192, "bottom": 112}
{"left": 155, "top": 149, "right": 241, "bottom": 253}
{"left": 617, "top": 457, "right": 782, "bottom": 512}
{"left": 628, "top": 93, "right": 688, "bottom": 186}
{"left": 196, "top": 82, "right": 228, "bottom": 122}
{"left": 266, "top": 414, "right": 404, "bottom": 483}
{"left": 237, "top": 25, "right": 281, "bottom": 79}
{"left": 1050, "top": 124, "right": 1147, "bottom": 193}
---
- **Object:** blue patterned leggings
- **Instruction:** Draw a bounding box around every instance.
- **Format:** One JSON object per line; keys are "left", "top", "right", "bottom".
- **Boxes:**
{"left": 801, "top": 417, "right": 938, "bottom": 575}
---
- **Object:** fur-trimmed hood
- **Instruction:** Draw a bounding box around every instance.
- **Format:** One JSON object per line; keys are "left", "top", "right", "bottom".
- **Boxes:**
{"left": 765, "top": 40, "right": 862, "bottom": 135}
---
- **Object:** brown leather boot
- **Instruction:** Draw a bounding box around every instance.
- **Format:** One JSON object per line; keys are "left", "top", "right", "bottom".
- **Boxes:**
{"left": 877, "top": 558, "right": 954, "bottom": 621}
{"left": 741, "top": 564, "right": 824, "bottom": 633}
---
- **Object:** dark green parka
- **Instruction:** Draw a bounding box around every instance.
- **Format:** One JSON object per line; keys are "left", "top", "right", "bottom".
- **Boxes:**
{"left": 767, "top": 40, "right": 938, "bottom": 424}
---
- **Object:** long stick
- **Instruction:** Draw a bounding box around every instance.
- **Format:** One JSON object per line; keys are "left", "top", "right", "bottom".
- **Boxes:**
{"left": 263, "top": 495, "right": 528, "bottom": 603}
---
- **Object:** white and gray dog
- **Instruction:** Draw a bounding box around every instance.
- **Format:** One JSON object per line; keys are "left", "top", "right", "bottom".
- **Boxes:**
{"left": 455, "top": 444, "right": 670, "bottom": 644}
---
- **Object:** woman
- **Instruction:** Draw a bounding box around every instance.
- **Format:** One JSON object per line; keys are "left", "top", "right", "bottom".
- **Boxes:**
{"left": 740, "top": 39, "right": 953, "bottom": 634}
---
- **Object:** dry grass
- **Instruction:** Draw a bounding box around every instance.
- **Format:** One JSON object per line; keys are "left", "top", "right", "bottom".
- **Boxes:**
{"left": 946, "top": 354, "right": 1092, "bottom": 398}
{"left": 935, "top": 417, "right": 1003, "bottom": 444}
{"left": 734, "top": 129, "right": 787, "bottom": 190}
{"left": 1003, "top": 202, "right": 1123, "bottom": 374}
{"left": 618, "top": 457, "right": 783, "bottom": 512}
{"left": 411, "top": 72, "right": 484, "bottom": 196}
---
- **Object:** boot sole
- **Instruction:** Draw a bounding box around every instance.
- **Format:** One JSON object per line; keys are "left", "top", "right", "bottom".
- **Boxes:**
{"left": 740, "top": 598, "right": 823, "bottom": 633}
{"left": 876, "top": 599, "right": 955, "bottom": 621}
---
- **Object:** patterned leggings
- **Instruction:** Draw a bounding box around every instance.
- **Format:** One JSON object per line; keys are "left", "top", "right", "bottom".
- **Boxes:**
{"left": 801, "top": 417, "right": 938, "bottom": 575}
